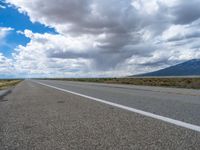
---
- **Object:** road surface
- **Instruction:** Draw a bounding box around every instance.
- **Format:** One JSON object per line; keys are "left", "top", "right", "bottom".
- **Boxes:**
{"left": 37, "top": 80, "right": 200, "bottom": 126}
{"left": 0, "top": 80, "right": 200, "bottom": 149}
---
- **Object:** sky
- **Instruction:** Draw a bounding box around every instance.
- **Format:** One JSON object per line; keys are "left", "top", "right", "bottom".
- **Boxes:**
{"left": 0, "top": 0, "right": 200, "bottom": 78}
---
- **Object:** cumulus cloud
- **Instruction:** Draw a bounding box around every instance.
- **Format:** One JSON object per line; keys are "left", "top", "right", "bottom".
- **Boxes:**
{"left": 161, "top": 20, "right": 200, "bottom": 42}
{"left": 12, "top": 30, "right": 92, "bottom": 77}
{"left": 0, "top": 53, "right": 14, "bottom": 75}
{"left": 0, "top": 27, "right": 13, "bottom": 40}
{"left": 2, "top": 0, "right": 200, "bottom": 77}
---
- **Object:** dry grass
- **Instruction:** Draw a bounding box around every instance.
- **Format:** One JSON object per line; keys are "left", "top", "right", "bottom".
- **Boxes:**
{"left": 48, "top": 78, "right": 200, "bottom": 89}
{"left": 0, "top": 80, "right": 22, "bottom": 90}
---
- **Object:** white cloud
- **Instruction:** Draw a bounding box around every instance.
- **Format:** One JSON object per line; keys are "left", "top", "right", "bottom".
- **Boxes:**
{"left": 1, "top": 0, "right": 200, "bottom": 77}
{"left": 0, "top": 27, "right": 13, "bottom": 40}
{"left": 161, "top": 22, "right": 200, "bottom": 42}
{"left": 12, "top": 30, "right": 93, "bottom": 77}
{"left": 0, "top": 53, "right": 14, "bottom": 74}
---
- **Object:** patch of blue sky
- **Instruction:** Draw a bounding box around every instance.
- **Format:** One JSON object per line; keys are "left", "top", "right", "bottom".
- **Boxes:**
{"left": 0, "top": 1, "right": 56, "bottom": 57}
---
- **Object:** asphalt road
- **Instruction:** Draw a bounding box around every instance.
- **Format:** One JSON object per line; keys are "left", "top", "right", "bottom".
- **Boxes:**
{"left": 0, "top": 80, "right": 200, "bottom": 149}
{"left": 37, "top": 80, "right": 200, "bottom": 126}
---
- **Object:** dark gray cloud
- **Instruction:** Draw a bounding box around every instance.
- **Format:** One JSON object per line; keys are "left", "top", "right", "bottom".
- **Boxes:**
{"left": 5, "top": 0, "right": 200, "bottom": 76}
{"left": 172, "top": 0, "right": 200, "bottom": 24}
{"left": 167, "top": 31, "right": 200, "bottom": 42}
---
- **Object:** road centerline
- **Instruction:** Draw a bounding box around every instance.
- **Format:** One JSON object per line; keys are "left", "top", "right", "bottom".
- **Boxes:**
{"left": 35, "top": 81, "right": 200, "bottom": 133}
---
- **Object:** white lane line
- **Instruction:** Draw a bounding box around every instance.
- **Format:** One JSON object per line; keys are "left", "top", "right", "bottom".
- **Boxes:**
{"left": 35, "top": 81, "right": 200, "bottom": 133}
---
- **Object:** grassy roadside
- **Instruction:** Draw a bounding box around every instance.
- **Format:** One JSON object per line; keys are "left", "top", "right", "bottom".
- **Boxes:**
{"left": 46, "top": 78, "right": 200, "bottom": 89}
{"left": 0, "top": 80, "right": 22, "bottom": 90}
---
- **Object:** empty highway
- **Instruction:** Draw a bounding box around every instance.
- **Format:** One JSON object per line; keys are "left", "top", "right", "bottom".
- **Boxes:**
{"left": 0, "top": 80, "right": 200, "bottom": 149}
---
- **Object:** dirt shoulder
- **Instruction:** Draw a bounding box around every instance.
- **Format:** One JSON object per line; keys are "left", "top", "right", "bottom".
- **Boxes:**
{"left": 0, "top": 80, "right": 22, "bottom": 90}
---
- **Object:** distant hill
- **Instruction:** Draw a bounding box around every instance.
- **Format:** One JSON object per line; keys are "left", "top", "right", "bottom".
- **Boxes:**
{"left": 137, "top": 59, "right": 200, "bottom": 76}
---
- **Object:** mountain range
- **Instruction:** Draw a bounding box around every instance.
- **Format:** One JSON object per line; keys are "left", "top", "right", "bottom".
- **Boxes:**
{"left": 137, "top": 59, "right": 200, "bottom": 76}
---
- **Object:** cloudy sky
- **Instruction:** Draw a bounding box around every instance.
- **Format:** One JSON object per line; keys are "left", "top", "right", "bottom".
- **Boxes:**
{"left": 0, "top": 0, "right": 200, "bottom": 78}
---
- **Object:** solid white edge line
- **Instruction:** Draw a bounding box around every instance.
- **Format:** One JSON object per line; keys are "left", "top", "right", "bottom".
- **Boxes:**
{"left": 35, "top": 81, "right": 200, "bottom": 133}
